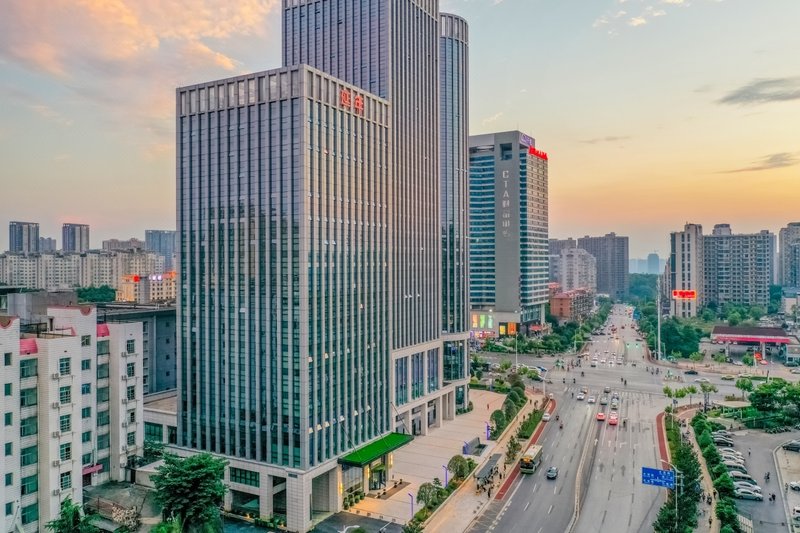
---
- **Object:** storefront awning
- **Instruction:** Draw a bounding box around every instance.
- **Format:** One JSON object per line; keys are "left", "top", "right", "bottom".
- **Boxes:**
{"left": 338, "top": 433, "right": 413, "bottom": 467}
{"left": 82, "top": 464, "right": 103, "bottom": 475}
{"left": 475, "top": 454, "right": 502, "bottom": 481}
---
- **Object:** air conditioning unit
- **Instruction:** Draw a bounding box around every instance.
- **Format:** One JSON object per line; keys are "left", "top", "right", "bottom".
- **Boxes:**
{"left": 121, "top": 422, "right": 128, "bottom": 428}
{"left": 121, "top": 351, "right": 128, "bottom": 357}
{"left": 121, "top": 445, "right": 128, "bottom": 452}
{"left": 52, "top": 460, "right": 61, "bottom": 467}
{"left": 121, "top": 398, "right": 129, "bottom": 404}
{"left": 52, "top": 431, "right": 61, "bottom": 438}
{"left": 52, "top": 489, "right": 61, "bottom": 496}
{"left": 52, "top": 402, "right": 61, "bottom": 409}
{"left": 52, "top": 373, "right": 61, "bottom": 380}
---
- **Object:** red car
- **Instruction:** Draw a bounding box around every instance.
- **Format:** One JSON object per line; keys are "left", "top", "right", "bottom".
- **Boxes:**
{"left": 596, "top": 412, "right": 606, "bottom": 421}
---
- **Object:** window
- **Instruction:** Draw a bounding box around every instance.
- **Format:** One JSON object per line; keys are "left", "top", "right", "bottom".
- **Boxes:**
{"left": 126, "top": 339, "right": 135, "bottom": 354}
{"left": 98, "top": 456, "right": 110, "bottom": 474}
{"left": 59, "top": 357, "right": 71, "bottom": 375}
{"left": 97, "top": 387, "right": 109, "bottom": 403}
{"left": 60, "top": 471, "right": 71, "bottom": 490}
{"left": 4, "top": 442, "right": 11, "bottom": 456}
{"left": 82, "top": 453, "right": 92, "bottom": 465}
{"left": 59, "top": 386, "right": 71, "bottom": 405}
{"left": 59, "top": 442, "right": 71, "bottom": 461}
{"left": 19, "top": 358, "right": 36, "bottom": 378}
{"left": 4, "top": 413, "right": 11, "bottom": 427}
{"left": 81, "top": 335, "right": 91, "bottom": 347}
{"left": 144, "top": 422, "right": 163, "bottom": 442}
{"left": 97, "top": 410, "right": 109, "bottom": 426}
{"left": 128, "top": 411, "right": 136, "bottom": 423}
{"left": 4, "top": 473, "right": 11, "bottom": 486}
{"left": 21, "top": 502, "right": 38, "bottom": 525}
{"left": 167, "top": 425, "right": 177, "bottom": 445}
{"left": 81, "top": 431, "right": 92, "bottom": 443}
{"left": 81, "top": 359, "right": 91, "bottom": 371}
{"left": 126, "top": 385, "right": 135, "bottom": 401}
{"left": 127, "top": 432, "right": 136, "bottom": 446}
{"left": 96, "top": 363, "right": 109, "bottom": 379}
{"left": 4, "top": 502, "right": 11, "bottom": 516}
{"left": 229, "top": 466, "right": 260, "bottom": 487}
{"left": 126, "top": 362, "right": 135, "bottom": 377}
{"left": 81, "top": 383, "right": 91, "bottom": 395}
{"left": 97, "top": 433, "right": 110, "bottom": 450}
{"left": 21, "top": 445, "right": 37, "bottom": 466}
{"left": 81, "top": 407, "right": 91, "bottom": 419}
{"left": 59, "top": 414, "right": 71, "bottom": 433}
{"left": 3, "top": 352, "right": 10, "bottom": 366}
{"left": 20, "top": 474, "right": 37, "bottom": 495}
{"left": 19, "top": 388, "right": 36, "bottom": 407}
{"left": 96, "top": 340, "right": 110, "bottom": 356}
{"left": 3, "top": 383, "right": 10, "bottom": 396}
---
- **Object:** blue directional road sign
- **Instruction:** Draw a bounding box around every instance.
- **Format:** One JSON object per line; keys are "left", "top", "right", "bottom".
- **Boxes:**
{"left": 642, "top": 467, "right": 676, "bottom": 489}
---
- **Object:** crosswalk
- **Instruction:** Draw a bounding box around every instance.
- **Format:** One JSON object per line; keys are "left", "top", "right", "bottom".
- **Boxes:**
{"left": 560, "top": 386, "right": 660, "bottom": 403}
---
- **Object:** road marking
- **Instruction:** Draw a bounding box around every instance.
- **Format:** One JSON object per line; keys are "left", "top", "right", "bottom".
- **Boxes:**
{"left": 548, "top": 504, "right": 554, "bottom": 514}
{"left": 533, "top": 483, "right": 538, "bottom": 493}
{"left": 524, "top": 501, "right": 530, "bottom": 511}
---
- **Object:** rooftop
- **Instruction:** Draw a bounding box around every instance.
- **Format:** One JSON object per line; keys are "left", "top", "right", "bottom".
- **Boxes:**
{"left": 144, "top": 390, "right": 178, "bottom": 414}
{"left": 712, "top": 326, "right": 788, "bottom": 337}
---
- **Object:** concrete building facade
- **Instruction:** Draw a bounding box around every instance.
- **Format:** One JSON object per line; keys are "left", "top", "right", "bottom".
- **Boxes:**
{"left": 669, "top": 223, "right": 704, "bottom": 318}
{"left": 577, "top": 233, "right": 629, "bottom": 301}
{"left": 557, "top": 247, "right": 597, "bottom": 292}
{"left": 62, "top": 224, "right": 90, "bottom": 253}
{"left": 8, "top": 222, "right": 39, "bottom": 255}
{"left": 779, "top": 222, "right": 800, "bottom": 287}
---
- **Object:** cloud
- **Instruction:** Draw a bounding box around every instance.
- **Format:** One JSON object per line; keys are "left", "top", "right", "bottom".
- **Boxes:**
{"left": 629, "top": 16, "right": 647, "bottom": 26}
{"left": 721, "top": 152, "right": 799, "bottom": 173}
{"left": 29, "top": 104, "right": 73, "bottom": 126}
{"left": 593, "top": 0, "right": 699, "bottom": 33}
{"left": 0, "top": 0, "right": 278, "bottom": 155}
{"left": 482, "top": 112, "right": 504, "bottom": 125}
{"left": 580, "top": 135, "right": 631, "bottom": 144}
{"left": 717, "top": 77, "right": 800, "bottom": 105}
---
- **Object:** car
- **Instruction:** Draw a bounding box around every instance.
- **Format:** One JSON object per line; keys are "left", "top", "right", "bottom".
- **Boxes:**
{"left": 610, "top": 400, "right": 619, "bottom": 409}
{"left": 729, "top": 471, "right": 757, "bottom": 484}
{"left": 611, "top": 392, "right": 620, "bottom": 400}
{"left": 576, "top": 393, "right": 585, "bottom": 401}
{"left": 580, "top": 387, "right": 589, "bottom": 394}
{"left": 604, "top": 386, "right": 612, "bottom": 393}
{"left": 608, "top": 416, "right": 618, "bottom": 426}
{"left": 783, "top": 440, "right": 800, "bottom": 452}
{"left": 599, "top": 396, "right": 609, "bottom": 405}
{"left": 590, "top": 360, "right": 597, "bottom": 367}
{"left": 715, "top": 440, "right": 734, "bottom": 448}
{"left": 725, "top": 462, "right": 748, "bottom": 474}
{"left": 542, "top": 413, "right": 551, "bottom": 422}
{"left": 789, "top": 481, "right": 800, "bottom": 491}
{"left": 684, "top": 369, "right": 699, "bottom": 375}
{"left": 719, "top": 452, "right": 744, "bottom": 462}
{"left": 734, "top": 481, "right": 761, "bottom": 493}
{"left": 600, "top": 359, "right": 606, "bottom": 364}
{"left": 734, "top": 488, "right": 763, "bottom": 501}
{"left": 596, "top": 412, "right": 606, "bottom": 421}
{"left": 546, "top": 467, "right": 559, "bottom": 480}
{"left": 713, "top": 430, "right": 734, "bottom": 438}
{"left": 587, "top": 396, "right": 596, "bottom": 404}
{"left": 694, "top": 378, "right": 711, "bottom": 384}
{"left": 738, "top": 373, "right": 753, "bottom": 378}
{"left": 792, "top": 369, "right": 800, "bottom": 374}
{"left": 721, "top": 375, "right": 736, "bottom": 381}
{"left": 732, "top": 361, "right": 744, "bottom": 366}
{"left": 722, "top": 457, "right": 746, "bottom": 467}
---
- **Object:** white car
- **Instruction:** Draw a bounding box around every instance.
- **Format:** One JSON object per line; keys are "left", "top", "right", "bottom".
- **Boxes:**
{"left": 587, "top": 396, "right": 596, "bottom": 404}
{"left": 734, "top": 488, "right": 763, "bottom": 501}
{"left": 576, "top": 393, "right": 585, "bottom": 401}
{"left": 600, "top": 359, "right": 607, "bottom": 364}
{"left": 734, "top": 481, "right": 761, "bottom": 493}
{"left": 542, "top": 413, "right": 551, "bottom": 422}
{"left": 695, "top": 378, "right": 711, "bottom": 384}
{"left": 789, "top": 481, "right": 800, "bottom": 491}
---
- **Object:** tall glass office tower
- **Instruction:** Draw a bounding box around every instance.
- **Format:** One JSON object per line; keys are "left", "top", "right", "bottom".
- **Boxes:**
{"left": 439, "top": 13, "right": 470, "bottom": 397}
{"left": 468, "top": 131, "right": 549, "bottom": 337}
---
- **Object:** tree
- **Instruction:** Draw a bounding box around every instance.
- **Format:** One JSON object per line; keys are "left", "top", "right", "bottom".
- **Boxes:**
{"left": 735, "top": 377, "right": 753, "bottom": 400}
{"left": 152, "top": 453, "right": 228, "bottom": 531}
{"left": 76, "top": 285, "right": 117, "bottom": 303}
{"left": 45, "top": 497, "right": 99, "bottom": 533}
{"left": 699, "top": 382, "right": 718, "bottom": 411}
{"left": 727, "top": 312, "right": 742, "bottom": 326}
{"left": 402, "top": 522, "right": 425, "bottom": 533}
{"left": 685, "top": 385, "right": 698, "bottom": 407}
{"left": 447, "top": 455, "right": 470, "bottom": 480}
{"left": 742, "top": 354, "right": 754, "bottom": 367}
{"left": 416, "top": 482, "right": 437, "bottom": 509}
{"left": 506, "top": 438, "right": 521, "bottom": 464}
{"left": 689, "top": 352, "right": 704, "bottom": 364}
{"left": 499, "top": 359, "right": 512, "bottom": 372}
{"left": 490, "top": 409, "right": 506, "bottom": 430}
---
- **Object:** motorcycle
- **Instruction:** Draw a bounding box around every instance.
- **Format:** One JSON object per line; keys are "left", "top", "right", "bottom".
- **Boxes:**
{"left": 581, "top": 371, "right": 585, "bottom": 377}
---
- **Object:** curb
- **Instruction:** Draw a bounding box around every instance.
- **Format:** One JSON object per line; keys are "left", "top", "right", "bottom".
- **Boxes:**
{"left": 566, "top": 409, "right": 596, "bottom": 533}
{"left": 773, "top": 443, "right": 794, "bottom": 533}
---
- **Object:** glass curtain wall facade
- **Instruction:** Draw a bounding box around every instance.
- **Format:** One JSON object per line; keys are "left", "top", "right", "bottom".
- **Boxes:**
{"left": 440, "top": 13, "right": 470, "bottom": 385}
{"left": 177, "top": 65, "right": 391, "bottom": 469}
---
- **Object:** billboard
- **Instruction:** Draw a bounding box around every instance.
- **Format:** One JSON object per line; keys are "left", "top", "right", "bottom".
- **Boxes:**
{"left": 671, "top": 289, "right": 697, "bottom": 300}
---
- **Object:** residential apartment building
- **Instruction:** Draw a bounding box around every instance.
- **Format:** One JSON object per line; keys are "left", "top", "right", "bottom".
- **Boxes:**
{"left": 549, "top": 288, "right": 594, "bottom": 323}
{"left": 145, "top": 230, "right": 176, "bottom": 271}
{"left": 102, "top": 238, "right": 145, "bottom": 252}
{"left": 703, "top": 224, "right": 774, "bottom": 309}
{"left": 39, "top": 238, "right": 57, "bottom": 253}
{"left": 97, "top": 304, "right": 177, "bottom": 394}
{"left": 669, "top": 223, "right": 704, "bottom": 317}
{"left": 116, "top": 272, "right": 177, "bottom": 305}
{"left": 8, "top": 222, "right": 39, "bottom": 254}
{"left": 61, "top": 224, "right": 90, "bottom": 253}
{"left": 557, "top": 247, "right": 597, "bottom": 292}
{"left": 469, "top": 131, "right": 549, "bottom": 336}
{"left": 548, "top": 238, "right": 577, "bottom": 282}
{"left": 0, "top": 293, "right": 143, "bottom": 532}
{"left": 577, "top": 233, "right": 629, "bottom": 301}
{"left": 0, "top": 250, "right": 165, "bottom": 291}
{"left": 779, "top": 222, "right": 800, "bottom": 287}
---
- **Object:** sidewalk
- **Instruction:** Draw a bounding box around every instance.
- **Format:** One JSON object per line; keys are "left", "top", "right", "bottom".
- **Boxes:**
{"left": 677, "top": 408, "right": 718, "bottom": 532}
{"left": 423, "top": 388, "right": 545, "bottom": 533}
{"left": 774, "top": 445, "right": 800, "bottom": 531}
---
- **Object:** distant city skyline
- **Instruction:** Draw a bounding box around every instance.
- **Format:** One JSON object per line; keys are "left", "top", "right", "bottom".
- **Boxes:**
{"left": 2, "top": 0, "right": 799, "bottom": 257}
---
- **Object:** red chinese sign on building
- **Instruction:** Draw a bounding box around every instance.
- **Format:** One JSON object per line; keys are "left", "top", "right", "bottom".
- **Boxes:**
{"left": 340, "top": 89, "right": 352, "bottom": 108}
{"left": 339, "top": 89, "right": 364, "bottom": 115}
{"left": 528, "top": 146, "right": 549, "bottom": 161}
{"left": 672, "top": 289, "right": 697, "bottom": 300}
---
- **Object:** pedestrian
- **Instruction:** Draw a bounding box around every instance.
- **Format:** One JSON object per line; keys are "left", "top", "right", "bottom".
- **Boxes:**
{"left": 748, "top": 448, "right": 751, "bottom": 456}
{"left": 708, "top": 517, "right": 712, "bottom": 528}
{"left": 487, "top": 403, "right": 490, "bottom": 410}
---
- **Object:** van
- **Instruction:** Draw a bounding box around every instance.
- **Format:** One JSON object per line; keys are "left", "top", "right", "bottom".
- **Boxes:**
{"left": 729, "top": 471, "right": 756, "bottom": 483}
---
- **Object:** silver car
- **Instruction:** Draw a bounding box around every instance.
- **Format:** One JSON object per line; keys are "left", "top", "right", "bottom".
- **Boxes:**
{"left": 734, "top": 481, "right": 761, "bottom": 493}
{"left": 734, "top": 488, "right": 763, "bottom": 501}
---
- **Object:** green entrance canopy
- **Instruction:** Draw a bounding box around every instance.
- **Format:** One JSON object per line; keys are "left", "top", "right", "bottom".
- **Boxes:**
{"left": 338, "top": 433, "right": 413, "bottom": 467}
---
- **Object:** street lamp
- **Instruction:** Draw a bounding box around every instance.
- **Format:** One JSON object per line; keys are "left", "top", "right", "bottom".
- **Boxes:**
{"left": 339, "top": 526, "right": 362, "bottom": 533}
{"left": 442, "top": 465, "right": 449, "bottom": 486}
{"left": 407, "top": 492, "right": 414, "bottom": 520}
{"left": 662, "top": 460, "right": 683, "bottom": 532}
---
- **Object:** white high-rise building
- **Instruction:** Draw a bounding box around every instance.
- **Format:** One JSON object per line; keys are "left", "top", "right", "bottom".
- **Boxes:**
{"left": 669, "top": 223, "right": 704, "bottom": 317}
{"left": 558, "top": 248, "right": 597, "bottom": 292}
{"left": 779, "top": 222, "right": 800, "bottom": 287}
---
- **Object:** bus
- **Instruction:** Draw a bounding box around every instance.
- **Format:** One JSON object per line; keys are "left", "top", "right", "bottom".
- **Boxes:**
{"left": 519, "top": 444, "right": 543, "bottom": 474}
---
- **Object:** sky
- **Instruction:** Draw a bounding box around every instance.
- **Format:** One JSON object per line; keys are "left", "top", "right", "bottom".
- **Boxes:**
{"left": 1, "top": 0, "right": 798, "bottom": 258}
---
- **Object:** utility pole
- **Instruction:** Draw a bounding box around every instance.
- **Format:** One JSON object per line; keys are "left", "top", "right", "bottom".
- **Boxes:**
{"left": 657, "top": 275, "right": 662, "bottom": 361}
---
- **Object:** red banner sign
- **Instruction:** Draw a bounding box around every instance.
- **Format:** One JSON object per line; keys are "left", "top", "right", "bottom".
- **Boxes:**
{"left": 672, "top": 289, "right": 697, "bottom": 300}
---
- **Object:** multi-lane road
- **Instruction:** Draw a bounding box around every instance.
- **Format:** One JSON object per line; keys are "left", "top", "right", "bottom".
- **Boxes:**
{"left": 469, "top": 305, "right": 740, "bottom": 533}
